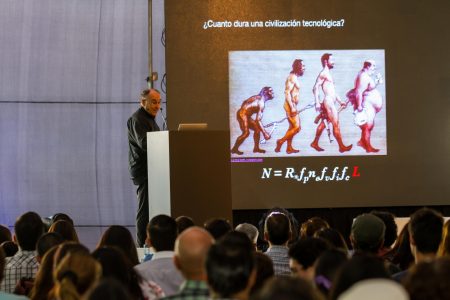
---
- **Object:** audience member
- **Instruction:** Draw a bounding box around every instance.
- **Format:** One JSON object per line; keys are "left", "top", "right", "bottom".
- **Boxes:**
{"left": 175, "top": 216, "right": 195, "bottom": 234}
{"left": 392, "top": 207, "right": 444, "bottom": 282}
{"left": 403, "top": 257, "right": 450, "bottom": 300}
{"left": 1, "top": 242, "right": 18, "bottom": 257}
{"left": 0, "top": 225, "right": 12, "bottom": 244}
{"left": 250, "top": 252, "right": 274, "bottom": 297}
{"left": 161, "top": 226, "right": 214, "bottom": 300}
{"left": 48, "top": 220, "right": 79, "bottom": 243}
{"left": 204, "top": 219, "right": 232, "bottom": 240}
{"left": 255, "top": 276, "right": 324, "bottom": 300}
{"left": 50, "top": 252, "right": 101, "bottom": 300}
{"left": 206, "top": 238, "right": 255, "bottom": 300}
{"left": 258, "top": 207, "right": 299, "bottom": 251}
{"left": 97, "top": 225, "right": 139, "bottom": 266}
{"left": 314, "top": 228, "right": 349, "bottom": 252}
{"left": 36, "top": 233, "right": 64, "bottom": 263}
{"left": 53, "top": 242, "right": 90, "bottom": 270}
{"left": 0, "top": 211, "right": 44, "bottom": 293}
{"left": 388, "top": 222, "right": 414, "bottom": 271}
{"left": 288, "top": 237, "right": 330, "bottom": 282}
{"left": 235, "top": 223, "right": 259, "bottom": 250}
{"left": 0, "top": 248, "right": 28, "bottom": 300}
{"left": 30, "top": 246, "right": 59, "bottom": 300}
{"left": 438, "top": 219, "right": 450, "bottom": 256}
{"left": 300, "top": 217, "right": 330, "bottom": 240}
{"left": 330, "top": 254, "right": 390, "bottom": 300}
{"left": 135, "top": 214, "right": 183, "bottom": 296}
{"left": 263, "top": 212, "right": 292, "bottom": 276}
{"left": 370, "top": 210, "right": 398, "bottom": 257}
{"left": 314, "top": 249, "right": 348, "bottom": 297}
{"left": 92, "top": 247, "right": 162, "bottom": 300}
{"left": 350, "top": 213, "right": 385, "bottom": 255}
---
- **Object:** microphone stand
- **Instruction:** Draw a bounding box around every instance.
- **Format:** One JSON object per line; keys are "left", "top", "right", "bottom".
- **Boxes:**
{"left": 160, "top": 107, "right": 167, "bottom": 130}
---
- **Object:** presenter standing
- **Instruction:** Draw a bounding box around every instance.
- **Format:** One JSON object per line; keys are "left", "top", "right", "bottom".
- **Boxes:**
{"left": 127, "top": 89, "right": 161, "bottom": 246}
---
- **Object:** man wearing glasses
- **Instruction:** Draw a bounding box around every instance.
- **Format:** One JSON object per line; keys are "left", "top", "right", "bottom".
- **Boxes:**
{"left": 127, "top": 89, "right": 161, "bottom": 246}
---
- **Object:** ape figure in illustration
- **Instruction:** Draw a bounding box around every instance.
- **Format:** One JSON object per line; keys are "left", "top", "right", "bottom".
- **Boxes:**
{"left": 231, "top": 87, "right": 274, "bottom": 155}
{"left": 311, "top": 53, "right": 352, "bottom": 153}
{"left": 275, "top": 59, "right": 305, "bottom": 154}
{"left": 347, "top": 60, "right": 383, "bottom": 152}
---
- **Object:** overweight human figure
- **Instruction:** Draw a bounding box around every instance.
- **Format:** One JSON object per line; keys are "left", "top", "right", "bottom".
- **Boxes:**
{"left": 311, "top": 53, "right": 352, "bottom": 153}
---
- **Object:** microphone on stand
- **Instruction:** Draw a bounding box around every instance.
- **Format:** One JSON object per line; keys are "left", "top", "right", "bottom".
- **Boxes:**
{"left": 160, "top": 107, "right": 167, "bottom": 130}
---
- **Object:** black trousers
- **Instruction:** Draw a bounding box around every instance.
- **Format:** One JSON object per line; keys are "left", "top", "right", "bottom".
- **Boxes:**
{"left": 136, "top": 182, "right": 149, "bottom": 247}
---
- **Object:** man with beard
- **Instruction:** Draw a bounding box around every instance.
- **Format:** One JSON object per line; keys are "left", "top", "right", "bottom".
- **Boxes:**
{"left": 348, "top": 60, "right": 383, "bottom": 153}
{"left": 311, "top": 53, "right": 352, "bottom": 153}
{"left": 231, "top": 86, "right": 274, "bottom": 155}
{"left": 275, "top": 59, "right": 305, "bottom": 154}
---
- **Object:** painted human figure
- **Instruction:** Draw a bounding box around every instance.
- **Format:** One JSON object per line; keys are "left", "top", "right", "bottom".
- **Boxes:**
{"left": 275, "top": 59, "right": 305, "bottom": 154}
{"left": 231, "top": 87, "right": 274, "bottom": 155}
{"left": 311, "top": 53, "right": 352, "bottom": 153}
{"left": 349, "top": 60, "right": 383, "bottom": 152}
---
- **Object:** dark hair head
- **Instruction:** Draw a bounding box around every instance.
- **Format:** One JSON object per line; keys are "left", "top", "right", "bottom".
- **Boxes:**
{"left": 321, "top": 53, "right": 332, "bottom": 67}
{"left": 314, "top": 228, "right": 348, "bottom": 251}
{"left": 175, "top": 216, "right": 195, "bottom": 234}
{"left": 48, "top": 220, "right": 79, "bottom": 243}
{"left": 0, "top": 225, "right": 12, "bottom": 243}
{"left": 204, "top": 218, "right": 232, "bottom": 240}
{"left": 314, "top": 249, "right": 348, "bottom": 296}
{"left": 54, "top": 242, "right": 90, "bottom": 269}
{"left": 370, "top": 210, "right": 397, "bottom": 248}
{"left": 389, "top": 222, "right": 414, "bottom": 271}
{"left": 219, "top": 231, "right": 254, "bottom": 253}
{"left": 14, "top": 211, "right": 44, "bottom": 250}
{"left": 98, "top": 225, "right": 139, "bottom": 266}
{"left": 147, "top": 215, "right": 178, "bottom": 251}
{"left": 206, "top": 239, "right": 255, "bottom": 298}
{"left": 300, "top": 217, "right": 330, "bottom": 239}
{"left": 288, "top": 237, "right": 331, "bottom": 270}
{"left": 330, "top": 254, "right": 389, "bottom": 300}
{"left": 85, "top": 278, "right": 133, "bottom": 300}
{"left": 92, "top": 247, "right": 144, "bottom": 299}
{"left": 0, "top": 241, "right": 18, "bottom": 257}
{"left": 409, "top": 208, "right": 443, "bottom": 254}
{"left": 37, "top": 232, "right": 64, "bottom": 258}
{"left": 256, "top": 276, "right": 323, "bottom": 300}
{"left": 404, "top": 257, "right": 450, "bottom": 300}
{"left": 251, "top": 252, "right": 274, "bottom": 296}
{"left": 265, "top": 212, "right": 291, "bottom": 245}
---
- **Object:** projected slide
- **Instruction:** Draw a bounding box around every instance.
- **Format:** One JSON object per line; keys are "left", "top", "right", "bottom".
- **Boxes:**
{"left": 229, "top": 50, "right": 386, "bottom": 158}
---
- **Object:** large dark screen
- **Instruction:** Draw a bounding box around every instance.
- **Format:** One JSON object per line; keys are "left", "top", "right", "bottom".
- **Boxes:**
{"left": 165, "top": 0, "right": 450, "bottom": 209}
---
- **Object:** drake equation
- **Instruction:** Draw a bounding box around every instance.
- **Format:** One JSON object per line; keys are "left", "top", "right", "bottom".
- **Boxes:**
{"left": 261, "top": 166, "right": 361, "bottom": 183}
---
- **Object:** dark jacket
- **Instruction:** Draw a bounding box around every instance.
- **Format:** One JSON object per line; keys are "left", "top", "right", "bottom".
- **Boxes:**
{"left": 127, "top": 107, "right": 160, "bottom": 185}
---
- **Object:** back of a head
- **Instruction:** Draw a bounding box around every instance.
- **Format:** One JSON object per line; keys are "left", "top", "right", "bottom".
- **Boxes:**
{"left": 265, "top": 212, "right": 291, "bottom": 245}
{"left": 204, "top": 218, "right": 232, "bottom": 240}
{"left": 175, "top": 226, "right": 214, "bottom": 279}
{"left": 350, "top": 214, "right": 385, "bottom": 253}
{"left": 37, "top": 232, "right": 64, "bottom": 258}
{"left": 289, "top": 237, "right": 331, "bottom": 270}
{"left": 1, "top": 241, "right": 18, "bottom": 257}
{"left": 314, "top": 249, "right": 349, "bottom": 296}
{"left": 315, "top": 228, "right": 348, "bottom": 251}
{"left": 409, "top": 207, "right": 443, "bottom": 254}
{"left": 48, "top": 220, "right": 79, "bottom": 243}
{"left": 176, "top": 216, "right": 195, "bottom": 234}
{"left": 404, "top": 257, "right": 450, "bottom": 300}
{"left": 300, "top": 217, "right": 330, "bottom": 239}
{"left": 256, "top": 276, "right": 323, "bottom": 300}
{"left": 0, "top": 225, "right": 12, "bottom": 243}
{"left": 330, "top": 254, "right": 389, "bottom": 300}
{"left": 148, "top": 214, "right": 178, "bottom": 251}
{"left": 53, "top": 252, "right": 102, "bottom": 300}
{"left": 98, "top": 225, "right": 139, "bottom": 266}
{"left": 251, "top": 252, "right": 274, "bottom": 296}
{"left": 14, "top": 211, "right": 45, "bottom": 250}
{"left": 370, "top": 210, "right": 397, "bottom": 248}
{"left": 235, "top": 223, "right": 259, "bottom": 245}
{"left": 54, "top": 242, "right": 90, "bottom": 269}
{"left": 206, "top": 239, "right": 255, "bottom": 298}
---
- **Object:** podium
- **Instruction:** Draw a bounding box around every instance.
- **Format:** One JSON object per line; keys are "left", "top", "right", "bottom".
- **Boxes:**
{"left": 147, "top": 130, "right": 232, "bottom": 226}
